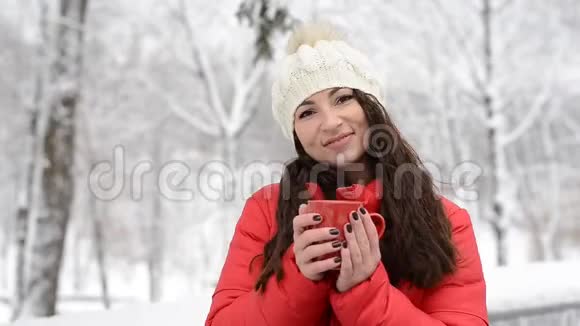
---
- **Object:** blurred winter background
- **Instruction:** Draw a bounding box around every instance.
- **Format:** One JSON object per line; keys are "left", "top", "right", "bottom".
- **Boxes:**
{"left": 0, "top": 0, "right": 579, "bottom": 325}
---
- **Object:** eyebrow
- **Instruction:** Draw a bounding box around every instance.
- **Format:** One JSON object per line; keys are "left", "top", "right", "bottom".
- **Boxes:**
{"left": 296, "top": 87, "right": 344, "bottom": 109}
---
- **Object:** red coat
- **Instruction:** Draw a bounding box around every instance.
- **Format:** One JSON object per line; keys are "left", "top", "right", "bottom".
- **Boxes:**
{"left": 205, "top": 180, "right": 489, "bottom": 325}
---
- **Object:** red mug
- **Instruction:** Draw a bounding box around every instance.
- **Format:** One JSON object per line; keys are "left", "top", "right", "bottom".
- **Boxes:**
{"left": 303, "top": 200, "right": 386, "bottom": 260}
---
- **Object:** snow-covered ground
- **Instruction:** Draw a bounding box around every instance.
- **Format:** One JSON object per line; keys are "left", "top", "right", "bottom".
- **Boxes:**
{"left": 2, "top": 297, "right": 212, "bottom": 326}
{"left": 485, "top": 261, "right": 580, "bottom": 315}
{"left": 1, "top": 261, "right": 579, "bottom": 326}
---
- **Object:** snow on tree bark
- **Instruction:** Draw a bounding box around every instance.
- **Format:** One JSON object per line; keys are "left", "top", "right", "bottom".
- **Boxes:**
{"left": 13, "top": 0, "right": 52, "bottom": 319}
{"left": 17, "top": 0, "right": 89, "bottom": 318}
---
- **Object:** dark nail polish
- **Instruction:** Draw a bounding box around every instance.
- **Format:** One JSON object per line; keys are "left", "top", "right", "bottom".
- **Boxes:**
{"left": 313, "top": 215, "right": 321, "bottom": 222}
{"left": 334, "top": 256, "right": 342, "bottom": 263}
{"left": 342, "top": 241, "right": 348, "bottom": 248}
{"left": 352, "top": 212, "right": 359, "bottom": 220}
{"left": 359, "top": 207, "right": 367, "bottom": 214}
{"left": 332, "top": 241, "right": 341, "bottom": 248}
{"left": 329, "top": 228, "right": 340, "bottom": 236}
{"left": 346, "top": 224, "right": 352, "bottom": 233}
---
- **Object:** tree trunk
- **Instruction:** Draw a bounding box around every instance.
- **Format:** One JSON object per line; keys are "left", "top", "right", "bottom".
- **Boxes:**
{"left": 71, "top": 210, "right": 84, "bottom": 292}
{"left": 13, "top": 108, "right": 37, "bottom": 318}
{"left": 12, "top": 1, "right": 50, "bottom": 319}
{"left": 90, "top": 190, "right": 110, "bottom": 308}
{"left": 222, "top": 133, "right": 237, "bottom": 250}
{"left": 481, "top": 0, "right": 509, "bottom": 266}
{"left": 542, "top": 116, "right": 562, "bottom": 261}
{"left": 13, "top": 182, "right": 30, "bottom": 319}
{"left": 148, "top": 122, "right": 166, "bottom": 303}
{"left": 18, "top": 0, "right": 89, "bottom": 318}
{"left": 148, "top": 190, "right": 163, "bottom": 302}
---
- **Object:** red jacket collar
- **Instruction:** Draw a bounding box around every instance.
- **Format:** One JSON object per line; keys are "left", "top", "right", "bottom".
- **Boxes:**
{"left": 305, "top": 179, "right": 383, "bottom": 213}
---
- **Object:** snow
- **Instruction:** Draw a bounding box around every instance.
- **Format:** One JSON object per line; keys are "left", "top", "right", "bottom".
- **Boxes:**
{"left": 2, "top": 262, "right": 579, "bottom": 325}
{"left": 1, "top": 0, "right": 579, "bottom": 325}
{"left": 2, "top": 294, "right": 212, "bottom": 326}
{"left": 485, "top": 261, "right": 580, "bottom": 315}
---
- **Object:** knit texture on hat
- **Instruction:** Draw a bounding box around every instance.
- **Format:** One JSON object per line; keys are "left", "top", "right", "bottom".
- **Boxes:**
{"left": 271, "top": 22, "right": 384, "bottom": 144}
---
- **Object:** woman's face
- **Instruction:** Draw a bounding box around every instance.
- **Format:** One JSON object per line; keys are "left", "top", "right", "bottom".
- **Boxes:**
{"left": 294, "top": 87, "right": 369, "bottom": 167}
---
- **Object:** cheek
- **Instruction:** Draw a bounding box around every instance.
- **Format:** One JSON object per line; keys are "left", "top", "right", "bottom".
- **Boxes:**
{"left": 294, "top": 121, "right": 320, "bottom": 152}
{"left": 347, "top": 115, "right": 370, "bottom": 157}
{"left": 348, "top": 132, "right": 367, "bottom": 158}
{"left": 353, "top": 130, "right": 366, "bottom": 147}
{"left": 349, "top": 114, "right": 368, "bottom": 142}
{"left": 356, "top": 124, "right": 369, "bottom": 148}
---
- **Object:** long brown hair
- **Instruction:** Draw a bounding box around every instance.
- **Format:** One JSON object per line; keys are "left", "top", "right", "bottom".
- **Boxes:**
{"left": 253, "top": 89, "right": 457, "bottom": 292}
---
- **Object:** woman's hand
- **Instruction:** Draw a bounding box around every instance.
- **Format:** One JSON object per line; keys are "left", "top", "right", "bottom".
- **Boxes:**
{"left": 293, "top": 204, "right": 343, "bottom": 282}
{"left": 336, "top": 206, "right": 382, "bottom": 292}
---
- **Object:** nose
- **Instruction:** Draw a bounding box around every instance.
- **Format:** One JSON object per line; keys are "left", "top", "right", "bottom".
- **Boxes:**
{"left": 320, "top": 109, "right": 343, "bottom": 132}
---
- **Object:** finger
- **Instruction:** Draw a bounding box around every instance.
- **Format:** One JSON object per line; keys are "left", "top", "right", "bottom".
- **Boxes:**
{"left": 351, "top": 210, "right": 371, "bottom": 257}
{"left": 298, "top": 203, "right": 307, "bottom": 215}
{"left": 360, "top": 208, "right": 380, "bottom": 256}
{"left": 303, "top": 254, "right": 342, "bottom": 275}
{"left": 294, "top": 204, "right": 314, "bottom": 238}
{"left": 293, "top": 212, "right": 322, "bottom": 239}
{"left": 294, "top": 227, "right": 341, "bottom": 253}
{"left": 344, "top": 222, "right": 362, "bottom": 267}
{"left": 338, "top": 241, "right": 353, "bottom": 277}
{"left": 301, "top": 239, "right": 343, "bottom": 263}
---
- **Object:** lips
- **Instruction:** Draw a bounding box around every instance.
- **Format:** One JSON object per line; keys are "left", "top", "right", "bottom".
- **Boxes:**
{"left": 324, "top": 132, "right": 354, "bottom": 147}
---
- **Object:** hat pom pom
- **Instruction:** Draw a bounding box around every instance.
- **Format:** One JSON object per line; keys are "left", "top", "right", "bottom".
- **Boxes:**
{"left": 286, "top": 22, "right": 343, "bottom": 55}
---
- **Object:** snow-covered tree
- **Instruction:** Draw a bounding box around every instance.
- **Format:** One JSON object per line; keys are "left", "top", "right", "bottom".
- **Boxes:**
{"left": 16, "top": 0, "right": 90, "bottom": 318}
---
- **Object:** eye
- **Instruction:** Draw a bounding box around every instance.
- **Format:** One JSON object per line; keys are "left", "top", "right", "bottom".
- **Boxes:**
{"left": 336, "top": 95, "right": 354, "bottom": 105}
{"left": 298, "top": 109, "right": 315, "bottom": 119}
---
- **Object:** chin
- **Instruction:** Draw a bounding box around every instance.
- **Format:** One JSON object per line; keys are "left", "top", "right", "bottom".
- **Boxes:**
{"left": 324, "top": 147, "right": 366, "bottom": 168}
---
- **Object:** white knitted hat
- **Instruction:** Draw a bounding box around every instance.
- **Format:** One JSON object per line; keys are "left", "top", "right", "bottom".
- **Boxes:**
{"left": 271, "top": 22, "right": 384, "bottom": 144}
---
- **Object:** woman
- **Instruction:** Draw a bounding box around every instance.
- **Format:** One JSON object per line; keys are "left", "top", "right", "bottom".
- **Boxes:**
{"left": 205, "top": 22, "right": 488, "bottom": 325}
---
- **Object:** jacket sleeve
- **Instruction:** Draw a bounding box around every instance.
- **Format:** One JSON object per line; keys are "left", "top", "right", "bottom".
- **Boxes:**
{"left": 205, "top": 192, "right": 331, "bottom": 325}
{"left": 329, "top": 207, "right": 489, "bottom": 326}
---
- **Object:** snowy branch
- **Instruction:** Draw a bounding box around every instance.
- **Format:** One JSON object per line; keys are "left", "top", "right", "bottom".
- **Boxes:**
{"left": 561, "top": 110, "right": 580, "bottom": 134}
{"left": 229, "top": 61, "right": 265, "bottom": 133}
{"left": 233, "top": 95, "right": 260, "bottom": 138}
{"left": 164, "top": 48, "right": 219, "bottom": 124}
{"left": 493, "top": 0, "right": 516, "bottom": 13}
{"left": 137, "top": 75, "right": 219, "bottom": 137}
{"left": 430, "top": 0, "right": 487, "bottom": 95}
{"left": 175, "top": 0, "right": 229, "bottom": 130}
{"left": 168, "top": 100, "right": 219, "bottom": 137}
{"left": 499, "top": 47, "right": 562, "bottom": 147}
{"left": 512, "top": 163, "right": 580, "bottom": 178}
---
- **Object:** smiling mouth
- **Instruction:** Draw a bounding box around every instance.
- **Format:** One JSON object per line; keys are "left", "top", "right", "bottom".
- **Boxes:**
{"left": 324, "top": 132, "right": 354, "bottom": 147}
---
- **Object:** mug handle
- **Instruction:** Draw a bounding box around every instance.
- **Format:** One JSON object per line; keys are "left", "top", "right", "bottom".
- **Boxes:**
{"left": 369, "top": 213, "right": 386, "bottom": 238}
